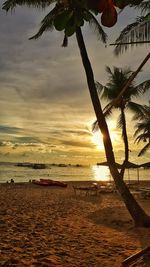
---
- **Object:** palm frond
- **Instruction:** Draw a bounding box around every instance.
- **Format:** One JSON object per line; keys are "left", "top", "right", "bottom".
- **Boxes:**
{"left": 95, "top": 80, "right": 110, "bottom": 101}
{"left": 134, "top": 104, "right": 150, "bottom": 150}
{"left": 29, "top": 7, "right": 58, "bottom": 39}
{"left": 100, "top": 86, "right": 114, "bottom": 101}
{"left": 128, "top": 102, "right": 146, "bottom": 116}
{"left": 62, "top": 34, "right": 68, "bottom": 47}
{"left": 104, "top": 66, "right": 134, "bottom": 100}
{"left": 134, "top": 104, "right": 150, "bottom": 121}
{"left": 117, "top": 113, "right": 124, "bottom": 130}
{"left": 3, "top": 0, "right": 52, "bottom": 11}
{"left": 95, "top": 81, "right": 104, "bottom": 96}
{"left": 86, "top": 10, "right": 107, "bottom": 43}
{"left": 105, "top": 66, "right": 113, "bottom": 76}
{"left": 134, "top": 79, "right": 150, "bottom": 94}
{"left": 92, "top": 120, "right": 99, "bottom": 132}
{"left": 134, "top": 125, "right": 148, "bottom": 138}
{"left": 134, "top": 127, "right": 142, "bottom": 138}
{"left": 138, "top": 142, "right": 150, "bottom": 156}
{"left": 137, "top": 1, "right": 150, "bottom": 13}
{"left": 117, "top": 111, "right": 127, "bottom": 146}
{"left": 92, "top": 104, "right": 113, "bottom": 132}
{"left": 103, "top": 103, "right": 113, "bottom": 117}
{"left": 114, "top": 17, "right": 150, "bottom": 55}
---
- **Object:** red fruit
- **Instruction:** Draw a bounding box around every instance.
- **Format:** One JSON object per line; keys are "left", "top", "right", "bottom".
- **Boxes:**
{"left": 101, "top": 5, "right": 118, "bottom": 27}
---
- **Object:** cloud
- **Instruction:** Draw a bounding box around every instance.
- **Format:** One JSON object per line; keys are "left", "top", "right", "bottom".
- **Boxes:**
{"left": 0, "top": 141, "right": 14, "bottom": 147}
{"left": 0, "top": 125, "right": 21, "bottom": 134}
{"left": 61, "top": 140, "right": 95, "bottom": 149}
{"left": 14, "top": 136, "right": 41, "bottom": 144}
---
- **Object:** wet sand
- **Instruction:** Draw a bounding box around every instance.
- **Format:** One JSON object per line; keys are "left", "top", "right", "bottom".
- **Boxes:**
{"left": 0, "top": 181, "right": 150, "bottom": 267}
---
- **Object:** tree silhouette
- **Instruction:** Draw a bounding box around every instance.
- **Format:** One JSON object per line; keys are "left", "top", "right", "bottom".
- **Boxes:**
{"left": 94, "top": 66, "right": 150, "bottom": 177}
{"left": 113, "top": 1, "right": 150, "bottom": 55}
{"left": 134, "top": 104, "right": 150, "bottom": 156}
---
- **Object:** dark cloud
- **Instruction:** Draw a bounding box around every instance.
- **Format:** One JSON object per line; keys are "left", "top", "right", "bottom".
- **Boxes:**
{"left": 46, "top": 128, "right": 92, "bottom": 138}
{"left": 61, "top": 140, "right": 95, "bottom": 149}
{"left": 0, "top": 125, "right": 21, "bottom": 134}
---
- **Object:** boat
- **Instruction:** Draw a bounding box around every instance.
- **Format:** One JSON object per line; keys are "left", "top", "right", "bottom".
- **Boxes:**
{"left": 16, "top": 162, "right": 33, "bottom": 168}
{"left": 16, "top": 162, "right": 46, "bottom": 169}
{"left": 32, "top": 180, "right": 49, "bottom": 186}
{"left": 32, "top": 179, "right": 67, "bottom": 187}
{"left": 32, "top": 163, "right": 46, "bottom": 169}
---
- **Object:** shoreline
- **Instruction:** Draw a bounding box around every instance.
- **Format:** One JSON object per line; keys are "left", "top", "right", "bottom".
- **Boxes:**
{"left": 0, "top": 181, "right": 150, "bottom": 266}
{"left": 0, "top": 179, "right": 150, "bottom": 185}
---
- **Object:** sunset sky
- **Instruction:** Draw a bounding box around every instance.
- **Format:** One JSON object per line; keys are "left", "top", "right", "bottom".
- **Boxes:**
{"left": 0, "top": 2, "right": 150, "bottom": 165}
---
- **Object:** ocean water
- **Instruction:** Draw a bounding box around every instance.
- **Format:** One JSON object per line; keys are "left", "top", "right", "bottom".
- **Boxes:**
{"left": 0, "top": 162, "right": 149, "bottom": 183}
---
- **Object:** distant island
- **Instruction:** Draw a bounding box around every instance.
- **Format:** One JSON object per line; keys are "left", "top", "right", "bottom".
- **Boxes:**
{"left": 15, "top": 162, "right": 83, "bottom": 169}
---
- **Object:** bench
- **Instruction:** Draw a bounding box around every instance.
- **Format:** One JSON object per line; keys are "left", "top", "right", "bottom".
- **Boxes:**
{"left": 73, "top": 185, "right": 99, "bottom": 196}
{"left": 139, "top": 187, "right": 150, "bottom": 199}
{"left": 122, "top": 246, "right": 150, "bottom": 266}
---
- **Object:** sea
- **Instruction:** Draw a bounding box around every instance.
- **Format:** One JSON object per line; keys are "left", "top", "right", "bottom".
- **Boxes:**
{"left": 0, "top": 162, "right": 149, "bottom": 183}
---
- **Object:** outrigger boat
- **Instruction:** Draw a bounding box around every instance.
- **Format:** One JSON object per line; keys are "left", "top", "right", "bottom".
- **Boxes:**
{"left": 32, "top": 179, "right": 67, "bottom": 187}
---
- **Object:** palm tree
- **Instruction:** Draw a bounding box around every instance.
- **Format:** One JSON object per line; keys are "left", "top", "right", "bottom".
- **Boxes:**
{"left": 2, "top": 0, "right": 150, "bottom": 226}
{"left": 134, "top": 104, "right": 150, "bottom": 156}
{"left": 114, "top": 1, "right": 150, "bottom": 55}
{"left": 94, "top": 66, "right": 150, "bottom": 177}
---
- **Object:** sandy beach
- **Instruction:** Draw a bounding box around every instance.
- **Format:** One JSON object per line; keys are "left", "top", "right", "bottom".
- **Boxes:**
{"left": 0, "top": 181, "right": 150, "bottom": 267}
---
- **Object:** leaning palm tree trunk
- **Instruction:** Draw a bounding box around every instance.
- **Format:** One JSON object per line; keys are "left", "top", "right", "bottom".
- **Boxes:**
{"left": 76, "top": 26, "right": 150, "bottom": 227}
{"left": 120, "top": 108, "right": 129, "bottom": 178}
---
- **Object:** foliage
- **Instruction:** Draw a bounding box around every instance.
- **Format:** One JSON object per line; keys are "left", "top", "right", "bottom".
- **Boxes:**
{"left": 134, "top": 104, "right": 150, "bottom": 156}
{"left": 3, "top": 0, "right": 147, "bottom": 40}
{"left": 114, "top": 1, "right": 150, "bottom": 55}
{"left": 94, "top": 66, "right": 150, "bottom": 129}
{"left": 93, "top": 66, "right": 150, "bottom": 171}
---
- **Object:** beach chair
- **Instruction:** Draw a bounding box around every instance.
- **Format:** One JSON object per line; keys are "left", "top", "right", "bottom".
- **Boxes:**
{"left": 139, "top": 187, "right": 150, "bottom": 199}
{"left": 122, "top": 246, "right": 150, "bottom": 266}
{"left": 73, "top": 183, "right": 99, "bottom": 196}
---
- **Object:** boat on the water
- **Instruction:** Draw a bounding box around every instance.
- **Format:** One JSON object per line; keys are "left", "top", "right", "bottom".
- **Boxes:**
{"left": 32, "top": 164, "right": 46, "bottom": 169}
{"left": 32, "top": 179, "right": 67, "bottom": 187}
{"left": 16, "top": 163, "right": 46, "bottom": 169}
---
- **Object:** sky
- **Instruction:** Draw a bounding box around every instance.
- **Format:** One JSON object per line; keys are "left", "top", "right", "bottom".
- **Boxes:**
{"left": 0, "top": 1, "right": 150, "bottom": 165}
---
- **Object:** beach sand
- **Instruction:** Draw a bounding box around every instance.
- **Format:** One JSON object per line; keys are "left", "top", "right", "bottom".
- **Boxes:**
{"left": 0, "top": 181, "right": 150, "bottom": 267}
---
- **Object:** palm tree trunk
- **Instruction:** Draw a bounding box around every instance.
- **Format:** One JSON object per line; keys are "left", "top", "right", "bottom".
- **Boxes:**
{"left": 75, "top": 26, "right": 150, "bottom": 227}
{"left": 120, "top": 108, "right": 129, "bottom": 178}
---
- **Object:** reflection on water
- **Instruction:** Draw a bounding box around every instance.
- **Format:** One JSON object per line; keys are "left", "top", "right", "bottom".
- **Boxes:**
{"left": 92, "top": 165, "right": 111, "bottom": 181}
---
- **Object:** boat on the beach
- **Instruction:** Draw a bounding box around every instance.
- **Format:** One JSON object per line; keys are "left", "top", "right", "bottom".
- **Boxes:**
{"left": 32, "top": 179, "right": 67, "bottom": 187}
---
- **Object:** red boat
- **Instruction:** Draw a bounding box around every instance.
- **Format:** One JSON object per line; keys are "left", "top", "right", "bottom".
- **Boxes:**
{"left": 32, "top": 179, "right": 67, "bottom": 187}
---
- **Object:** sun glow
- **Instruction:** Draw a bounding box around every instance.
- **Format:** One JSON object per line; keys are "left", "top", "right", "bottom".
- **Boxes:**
{"left": 92, "top": 131, "right": 104, "bottom": 150}
{"left": 92, "top": 122, "right": 119, "bottom": 150}
{"left": 92, "top": 165, "right": 110, "bottom": 181}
